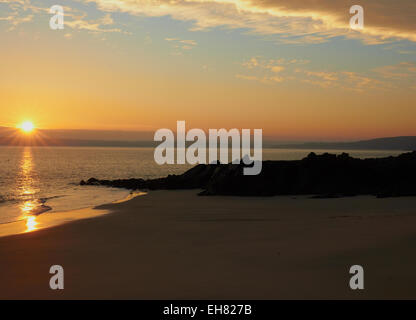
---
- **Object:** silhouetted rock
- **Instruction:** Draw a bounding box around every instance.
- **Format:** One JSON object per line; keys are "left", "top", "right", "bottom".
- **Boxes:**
{"left": 80, "top": 151, "right": 416, "bottom": 198}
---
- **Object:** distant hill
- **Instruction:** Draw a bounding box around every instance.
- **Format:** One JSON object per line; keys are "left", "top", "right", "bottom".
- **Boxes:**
{"left": 273, "top": 136, "right": 416, "bottom": 151}
{"left": 0, "top": 126, "right": 415, "bottom": 150}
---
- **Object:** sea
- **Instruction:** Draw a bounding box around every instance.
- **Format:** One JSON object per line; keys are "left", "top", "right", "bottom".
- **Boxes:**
{"left": 0, "top": 146, "right": 404, "bottom": 225}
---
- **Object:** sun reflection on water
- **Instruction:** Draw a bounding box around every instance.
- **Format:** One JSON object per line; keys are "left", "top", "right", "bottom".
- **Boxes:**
{"left": 18, "top": 147, "right": 40, "bottom": 232}
{"left": 19, "top": 147, "right": 36, "bottom": 196}
{"left": 21, "top": 200, "right": 36, "bottom": 214}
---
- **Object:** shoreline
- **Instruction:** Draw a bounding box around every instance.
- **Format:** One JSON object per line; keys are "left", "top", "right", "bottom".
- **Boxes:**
{"left": 1, "top": 190, "right": 416, "bottom": 299}
{"left": 0, "top": 191, "right": 146, "bottom": 238}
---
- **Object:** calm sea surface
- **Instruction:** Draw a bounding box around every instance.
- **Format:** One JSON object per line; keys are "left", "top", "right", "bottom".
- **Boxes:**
{"left": 0, "top": 146, "right": 404, "bottom": 224}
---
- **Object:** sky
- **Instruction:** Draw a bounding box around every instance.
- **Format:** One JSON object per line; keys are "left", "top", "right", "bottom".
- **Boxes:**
{"left": 1, "top": 0, "right": 415, "bottom": 141}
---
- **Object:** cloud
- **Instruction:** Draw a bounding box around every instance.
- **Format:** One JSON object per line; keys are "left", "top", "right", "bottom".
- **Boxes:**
{"left": 239, "top": 57, "right": 286, "bottom": 83}
{"left": 0, "top": 0, "right": 26, "bottom": 3}
{"left": 373, "top": 62, "right": 416, "bottom": 79}
{"left": 165, "top": 37, "right": 197, "bottom": 53}
{"left": 242, "top": 57, "right": 299, "bottom": 70}
{"left": 62, "top": 9, "right": 127, "bottom": 34}
{"left": 65, "top": 14, "right": 123, "bottom": 33}
{"left": 6, "top": 14, "right": 33, "bottom": 30}
{"left": 238, "top": 56, "right": 400, "bottom": 91}
{"left": 236, "top": 74, "right": 260, "bottom": 81}
{"left": 235, "top": 73, "right": 283, "bottom": 84}
{"left": 302, "top": 70, "right": 338, "bottom": 81}
{"left": 83, "top": 0, "right": 416, "bottom": 44}
{"left": 0, "top": 1, "right": 127, "bottom": 34}
{"left": 239, "top": 56, "right": 307, "bottom": 83}
{"left": 296, "top": 68, "right": 385, "bottom": 92}
{"left": 0, "top": 0, "right": 34, "bottom": 31}
{"left": 270, "top": 65, "right": 284, "bottom": 73}
{"left": 3, "top": 0, "right": 414, "bottom": 43}
{"left": 242, "top": 57, "right": 260, "bottom": 69}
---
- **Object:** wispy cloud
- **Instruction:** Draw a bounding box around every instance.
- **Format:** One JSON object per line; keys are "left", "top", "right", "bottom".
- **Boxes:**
{"left": 295, "top": 68, "right": 390, "bottom": 92}
{"left": 165, "top": 37, "right": 197, "bottom": 54}
{"left": 237, "top": 56, "right": 406, "bottom": 92}
{"left": 373, "top": 62, "right": 416, "bottom": 79}
{"left": 235, "top": 73, "right": 284, "bottom": 84}
{"left": 84, "top": 0, "right": 416, "bottom": 44}
{"left": 2, "top": 0, "right": 415, "bottom": 44}
{"left": 238, "top": 56, "right": 308, "bottom": 84}
{"left": 301, "top": 70, "right": 338, "bottom": 82}
{"left": 0, "top": 1, "right": 128, "bottom": 34}
{"left": 0, "top": 0, "right": 34, "bottom": 31}
{"left": 65, "top": 13, "right": 125, "bottom": 34}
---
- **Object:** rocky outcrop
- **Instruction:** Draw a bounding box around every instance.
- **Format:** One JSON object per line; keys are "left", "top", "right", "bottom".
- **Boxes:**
{"left": 80, "top": 164, "right": 219, "bottom": 190}
{"left": 80, "top": 151, "right": 416, "bottom": 198}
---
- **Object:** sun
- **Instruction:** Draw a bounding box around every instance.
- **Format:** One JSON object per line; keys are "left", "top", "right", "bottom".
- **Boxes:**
{"left": 19, "top": 121, "right": 35, "bottom": 133}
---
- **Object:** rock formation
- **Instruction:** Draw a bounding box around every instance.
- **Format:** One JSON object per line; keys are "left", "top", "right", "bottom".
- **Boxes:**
{"left": 80, "top": 151, "right": 416, "bottom": 198}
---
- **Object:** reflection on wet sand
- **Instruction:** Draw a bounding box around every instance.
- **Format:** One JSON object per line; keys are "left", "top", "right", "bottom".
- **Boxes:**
{"left": 25, "top": 216, "right": 38, "bottom": 232}
{"left": 19, "top": 199, "right": 52, "bottom": 232}
{"left": 20, "top": 200, "right": 38, "bottom": 232}
{"left": 0, "top": 206, "right": 111, "bottom": 238}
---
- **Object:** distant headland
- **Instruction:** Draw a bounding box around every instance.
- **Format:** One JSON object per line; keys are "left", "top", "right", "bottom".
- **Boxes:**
{"left": 81, "top": 151, "right": 416, "bottom": 198}
{"left": 1, "top": 125, "right": 415, "bottom": 150}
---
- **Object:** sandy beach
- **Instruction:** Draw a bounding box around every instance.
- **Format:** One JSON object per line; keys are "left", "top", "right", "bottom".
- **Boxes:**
{"left": 1, "top": 190, "right": 416, "bottom": 299}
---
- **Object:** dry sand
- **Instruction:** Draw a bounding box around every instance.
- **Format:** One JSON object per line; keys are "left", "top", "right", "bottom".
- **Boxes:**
{"left": 1, "top": 190, "right": 416, "bottom": 299}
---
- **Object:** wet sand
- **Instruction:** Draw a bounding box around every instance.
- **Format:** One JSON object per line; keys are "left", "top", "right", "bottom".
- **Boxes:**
{"left": 1, "top": 190, "right": 416, "bottom": 299}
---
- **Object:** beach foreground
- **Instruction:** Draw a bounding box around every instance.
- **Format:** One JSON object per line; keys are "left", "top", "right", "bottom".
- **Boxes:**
{"left": 1, "top": 190, "right": 416, "bottom": 299}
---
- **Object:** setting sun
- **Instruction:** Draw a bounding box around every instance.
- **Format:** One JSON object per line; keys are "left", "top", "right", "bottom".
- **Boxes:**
{"left": 19, "top": 121, "right": 35, "bottom": 133}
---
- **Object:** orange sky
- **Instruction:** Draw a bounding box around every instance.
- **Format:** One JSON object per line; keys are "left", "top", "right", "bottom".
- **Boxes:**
{"left": 1, "top": 0, "right": 415, "bottom": 141}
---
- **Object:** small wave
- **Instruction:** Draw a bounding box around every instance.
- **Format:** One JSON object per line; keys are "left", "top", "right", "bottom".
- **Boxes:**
{"left": 0, "top": 195, "right": 20, "bottom": 204}
{"left": 0, "top": 199, "right": 53, "bottom": 224}
{"left": 39, "top": 195, "right": 64, "bottom": 203}
{"left": 0, "top": 194, "right": 64, "bottom": 204}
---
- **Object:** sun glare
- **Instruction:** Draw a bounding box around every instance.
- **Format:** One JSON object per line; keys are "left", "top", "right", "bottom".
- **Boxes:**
{"left": 19, "top": 121, "right": 35, "bottom": 133}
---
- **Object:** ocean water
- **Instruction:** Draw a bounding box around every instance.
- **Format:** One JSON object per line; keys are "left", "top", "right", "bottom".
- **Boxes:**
{"left": 0, "top": 146, "right": 404, "bottom": 225}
